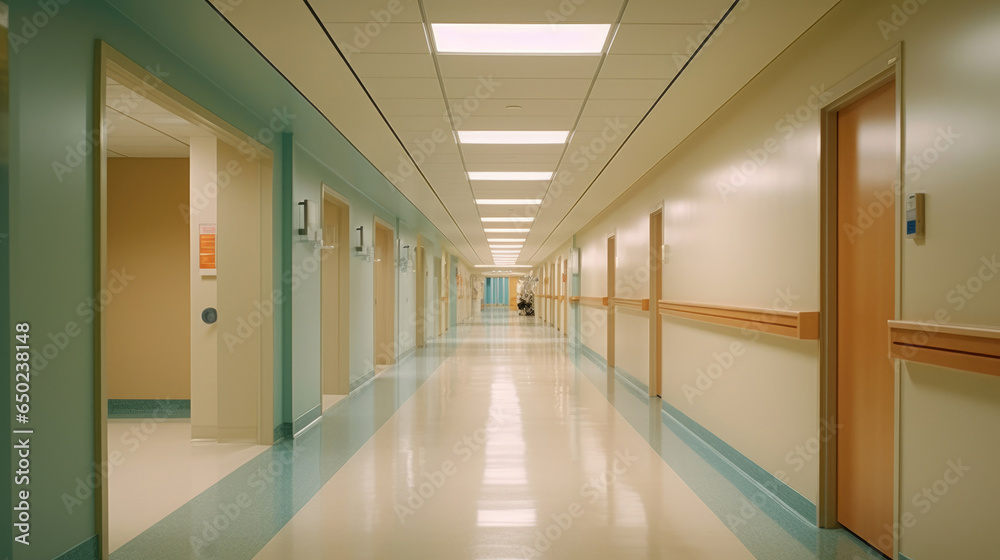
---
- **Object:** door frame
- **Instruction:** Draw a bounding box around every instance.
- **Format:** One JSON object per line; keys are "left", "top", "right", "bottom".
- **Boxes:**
{"left": 94, "top": 42, "right": 275, "bottom": 559}
{"left": 818, "top": 45, "right": 903, "bottom": 543}
{"left": 649, "top": 206, "right": 664, "bottom": 397}
{"left": 607, "top": 232, "right": 617, "bottom": 369}
{"left": 321, "top": 186, "right": 350, "bottom": 395}
{"left": 373, "top": 217, "right": 396, "bottom": 367}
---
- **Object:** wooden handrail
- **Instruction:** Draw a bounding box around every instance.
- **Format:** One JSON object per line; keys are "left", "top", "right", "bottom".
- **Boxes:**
{"left": 611, "top": 297, "right": 649, "bottom": 311}
{"left": 569, "top": 296, "right": 581, "bottom": 303}
{"left": 575, "top": 296, "right": 606, "bottom": 308}
{"left": 889, "top": 321, "right": 1000, "bottom": 377}
{"left": 658, "top": 300, "right": 820, "bottom": 340}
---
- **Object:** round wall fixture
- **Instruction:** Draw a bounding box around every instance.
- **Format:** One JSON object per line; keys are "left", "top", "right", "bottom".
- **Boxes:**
{"left": 201, "top": 307, "right": 218, "bottom": 325}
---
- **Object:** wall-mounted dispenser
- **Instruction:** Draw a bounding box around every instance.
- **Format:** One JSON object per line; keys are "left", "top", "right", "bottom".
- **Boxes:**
{"left": 568, "top": 247, "right": 580, "bottom": 275}
{"left": 354, "top": 225, "right": 373, "bottom": 262}
{"left": 906, "top": 193, "right": 925, "bottom": 239}
{"left": 297, "top": 199, "right": 324, "bottom": 247}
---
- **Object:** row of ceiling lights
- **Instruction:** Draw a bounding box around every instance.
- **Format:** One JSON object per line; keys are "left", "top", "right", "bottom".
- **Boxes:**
{"left": 430, "top": 24, "right": 614, "bottom": 267}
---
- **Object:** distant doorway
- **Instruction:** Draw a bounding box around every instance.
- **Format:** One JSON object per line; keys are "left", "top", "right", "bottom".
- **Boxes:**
{"left": 322, "top": 189, "right": 350, "bottom": 405}
{"left": 374, "top": 220, "right": 396, "bottom": 367}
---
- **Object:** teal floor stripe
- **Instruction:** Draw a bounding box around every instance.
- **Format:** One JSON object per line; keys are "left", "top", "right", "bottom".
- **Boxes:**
{"left": 110, "top": 327, "right": 467, "bottom": 560}
{"left": 55, "top": 535, "right": 99, "bottom": 560}
{"left": 108, "top": 399, "right": 190, "bottom": 419}
{"left": 568, "top": 344, "right": 884, "bottom": 560}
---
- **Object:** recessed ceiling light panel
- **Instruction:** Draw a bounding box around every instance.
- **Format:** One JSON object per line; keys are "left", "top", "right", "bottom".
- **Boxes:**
{"left": 469, "top": 172, "right": 552, "bottom": 181}
{"left": 460, "top": 131, "right": 569, "bottom": 145}
{"left": 432, "top": 24, "right": 612, "bottom": 54}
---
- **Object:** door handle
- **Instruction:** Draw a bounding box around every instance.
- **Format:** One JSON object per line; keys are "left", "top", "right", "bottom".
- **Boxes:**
{"left": 202, "top": 307, "right": 218, "bottom": 324}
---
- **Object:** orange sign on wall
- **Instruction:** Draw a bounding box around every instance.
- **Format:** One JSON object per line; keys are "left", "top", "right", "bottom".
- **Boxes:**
{"left": 199, "top": 224, "right": 217, "bottom": 276}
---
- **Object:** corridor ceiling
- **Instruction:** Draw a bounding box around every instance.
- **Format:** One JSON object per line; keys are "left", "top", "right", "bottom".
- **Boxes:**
{"left": 210, "top": 0, "right": 839, "bottom": 267}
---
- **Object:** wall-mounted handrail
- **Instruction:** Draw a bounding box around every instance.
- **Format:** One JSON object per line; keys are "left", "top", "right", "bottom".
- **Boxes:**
{"left": 612, "top": 297, "right": 649, "bottom": 311}
{"left": 889, "top": 321, "right": 1000, "bottom": 377}
{"left": 658, "top": 300, "right": 820, "bottom": 340}
{"left": 573, "top": 296, "right": 606, "bottom": 308}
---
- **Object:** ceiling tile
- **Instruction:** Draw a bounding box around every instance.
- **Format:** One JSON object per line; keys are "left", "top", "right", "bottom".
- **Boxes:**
{"left": 437, "top": 56, "right": 601, "bottom": 79}
{"left": 621, "top": 0, "right": 735, "bottom": 24}
{"left": 311, "top": 0, "right": 424, "bottom": 23}
{"left": 365, "top": 77, "right": 443, "bottom": 99}
{"left": 589, "top": 79, "right": 668, "bottom": 100}
{"left": 600, "top": 54, "right": 685, "bottom": 80}
{"left": 348, "top": 53, "right": 438, "bottom": 78}
{"left": 443, "top": 78, "right": 592, "bottom": 101}
{"left": 324, "top": 22, "right": 430, "bottom": 55}
{"left": 378, "top": 98, "right": 448, "bottom": 116}
{"left": 456, "top": 115, "right": 577, "bottom": 130}
{"left": 608, "top": 24, "right": 703, "bottom": 55}
{"left": 580, "top": 98, "right": 655, "bottom": 116}
{"left": 460, "top": 99, "right": 585, "bottom": 117}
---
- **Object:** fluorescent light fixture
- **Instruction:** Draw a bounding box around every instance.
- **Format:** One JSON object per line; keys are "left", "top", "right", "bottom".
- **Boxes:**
{"left": 433, "top": 24, "right": 611, "bottom": 55}
{"left": 485, "top": 228, "right": 530, "bottom": 233}
{"left": 487, "top": 238, "right": 526, "bottom": 243}
{"left": 491, "top": 245, "right": 523, "bottom": 249}
{"left": 459, "top": 131, "right": 569, "bottom": 145}
{"left": 482, "top": 217, "right": 534, "bottom": 223}
{"left": 469, "top": 172, "right": 552, "bottom": 181}
{"left": 476, "top": 199, "right": 543, "bottom": 205}
{"left": 476, "top": 265, "right": 532, "bottom": 268}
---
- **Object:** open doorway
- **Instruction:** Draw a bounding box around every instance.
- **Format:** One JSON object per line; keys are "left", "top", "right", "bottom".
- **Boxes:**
{"left": 374, "top": 219, "right": 396, "bottom": 367}
{"left": 322, "top": 188, "right": 350, "bottom": 410}
{"left": 95, "top": 44, "right": 275, "bottom": 557}
{"left": 649, "top": 208, "right": 663, "bottom": 397}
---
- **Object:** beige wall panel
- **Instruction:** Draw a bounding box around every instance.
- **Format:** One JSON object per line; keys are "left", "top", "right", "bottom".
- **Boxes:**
{"left": 107, "top": 158, "right": 191, "bottom": 400}
{"left": 189, "top": 137, "right": 218, "bottom": 439}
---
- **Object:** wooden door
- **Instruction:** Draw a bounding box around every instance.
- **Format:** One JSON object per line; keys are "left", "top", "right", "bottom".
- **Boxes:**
{"left": 649, "top": 210, "right": 663, "bottom": 397}
{"left": 374, "top": 222, "right": 395, "bottom": 366}
{"left": 607, "top": 235, "right": 616, "bottom": 368}
{"left": 322, "top": 196, "right": 348, "bottom": 394}
{"left": 836, "top": 79, "right": 896, "bottom": 557}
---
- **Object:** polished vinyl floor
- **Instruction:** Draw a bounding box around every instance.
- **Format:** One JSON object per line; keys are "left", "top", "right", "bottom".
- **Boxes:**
{"left": 111, "top": 310, "right": 880, "bottom": 559}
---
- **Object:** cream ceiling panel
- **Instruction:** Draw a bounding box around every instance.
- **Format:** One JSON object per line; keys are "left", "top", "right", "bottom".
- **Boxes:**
{"left": 388, "top": 115, "right": 453, "bottom": 130}
{"left": 576, "top": 115, "right": 639, "bottom": 132}
{"left": 580, "top": 99, "right": 655, "bottom": 116}
{"left": 472, "top": 184, "right": 549, "bottom": 198}
{"left": 464, "top": 99, "right": 584, "bottom": 117}
{"left": 462, "top": 153, "right": 563, "bottom": 166}
{"left": 456, "top": 115, "right": 577, "bottom": 130}
{"left": 460, "top": 144, "right": 565, "bottom": 157}
{"left": 377, "top": 98, "right": 448, "bottom": 116}
{"left": 589, "top": 78, "right": 668, "bottom": 100}
{"left": 437, "top": 56, "right": 601, "bottom": 79}
{"left": 311, "top": 0, "right": 423, "bottom": 23}
{"left": 348, "top": 53, "right": 438, "bottom": 78}
{"left": 600, "top": 54, "right": 685, "bottom": 80}
{"left": 364, "top": 77, "right": 443, "bottom": 98}
{"left": 621, "top": 0, "right": 736, "bottom": 24}
{"left": 443, "top": 78, "right": 592, "bottom": 101}
{"left": 609, "top": 24, "right": 703, "bottom": 55}
{"left": 324, "top": 22, "right": 430, "bottom": 55}
{"left": 423, "top": 0, "right": 625, "bottom": 24}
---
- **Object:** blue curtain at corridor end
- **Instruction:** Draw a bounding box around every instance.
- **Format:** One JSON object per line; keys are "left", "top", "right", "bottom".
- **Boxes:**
{"left": 485, "top": 277, "right": 509, "bottom": 306}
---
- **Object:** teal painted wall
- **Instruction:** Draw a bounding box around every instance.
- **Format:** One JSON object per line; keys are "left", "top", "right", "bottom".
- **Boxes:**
{"left": 6, "top": 0, "right": 453, "bottom": 557}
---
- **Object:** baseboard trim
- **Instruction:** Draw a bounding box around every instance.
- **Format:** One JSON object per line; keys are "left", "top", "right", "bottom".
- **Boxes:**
{"left": 273, "top": 422, "right": 292, "bottom": 443}
{"left": 659, "top": 399, "right": 817, "bottom": 524}
{"left": 292, "top": 404, "right": 322, "bottom": 437}
{"left": 350, "top": 369, "right": 376, "bottom": 393}
{"left": 398, "top": 346, "right": 416, "bottom": 362}
{"left": 576, "top": 343, "right": 816, "bottom": 525}
{"left": 108, "top": 399, "right": 190, "bottom": 419}
{"left": 899, "top": 553, "right": 914, "bottom": 560}
{"left": 54, "top": 534, "right": 98, "bottom": 560}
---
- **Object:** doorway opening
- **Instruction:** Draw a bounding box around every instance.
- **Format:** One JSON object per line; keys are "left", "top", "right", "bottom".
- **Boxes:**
{"left": 95, "top": 44, "right": 275, "bottom": 557}
{"left": 819, "top": 51, "right": 901, "bottom": 559}
{"left": 322, "top": 188, "right": 350, "bottom": 410}
{"left": 374, "top": 219, "right": 396, "bottom": 367}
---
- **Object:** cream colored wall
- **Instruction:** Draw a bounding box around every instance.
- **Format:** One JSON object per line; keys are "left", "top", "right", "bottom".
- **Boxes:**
{"left": 456, "top": 259, "right": 472, "bottom": 324}
{"left": 189, "top": 137, "right": 218, "bottom": 438}
{"left": 106, "top": 158, "right": 191, "bottom": 400}
{"left": 543, "top": 0, "right": 1000, "bottom": 554}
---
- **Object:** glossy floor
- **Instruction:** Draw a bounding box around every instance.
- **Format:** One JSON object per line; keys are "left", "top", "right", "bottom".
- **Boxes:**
{"left": 110, "top": 310, "right": 881, "bottom": 559}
